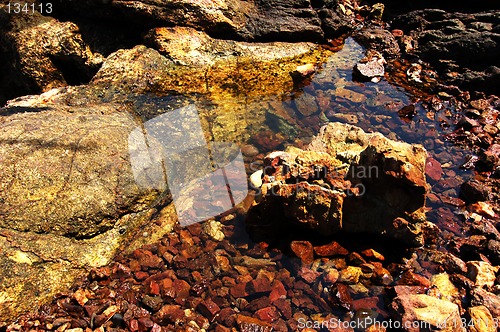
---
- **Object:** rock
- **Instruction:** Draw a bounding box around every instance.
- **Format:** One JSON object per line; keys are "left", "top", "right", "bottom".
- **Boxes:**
{"left": 0, "top": 100, "right": 175, "bottom": 322}
{"left": 426, "top": 157, "right": 443, "bottom": 181}
{"left": 197, "top": 298, "right": 221, "bottom": 321}
{"left": 461, "top": 180, "right": 492, "bottom": 203}
{"left": 254, "top": 307, "right": 280, "bottom": 324}
{"left": 294, "top": 92, "right": 319, "bottom": 117}
{"left": 247, "top": 123, "right": 429, "bottom": 246}
{"left": 466, "top": 261, "right": 499, "bottom": 288}
{"left": 339, "top": 266, "right": 363, "bottom": 284}
{"left": 314, "top": 241, "right": 349, "bottom": 257}
{"left": 0, "top": 6, "right": 102, "bottom": 104}
{"left": 202, "top": 220, "right": 225, "bottom": 242}
{"left": 237, "top": 315, "right": 272, "bottom": 332}
{"left": 334, "top": 87, "right": 367, "bottom": 103}
{"left": 46, "top": 0, "right": 342, "bottom": 43}
{"left": 322, "top": 268, "right": 340, "bottom": 285}
{"left": 354, "top": 51, "right": 386, "bottom": 82}
{"left": 0, "top": 36, "right": 336, "bottom": 323}
{"left": 294, "top": 63, "right": 316, "bottom": 77}
{"left": 468, "top": 306, "right": 496, "bottom": 332}
{"left": 290, "top": 241, "right": 314, "bottom": 265}
{"left": 361, "top": 249, "right": 385, "bottom": 261}
{"left": 470, "top": 202, "right": 497, "bottom": 219}
{"left": 250, "top": 170, "right": 264, "bottom": 189}
{"left": 428, "top": 273, "right": 459, "bottom": 302}
{"left": 269, "top": 280, "right": 287, "bottom": 302}
{"left": 390, "top": 294, "right": 465, "bottom": 331}
{"left": 354, "top": 27, "right": 400, "bottom": 58}
{"left": 391, "top": 9, "right": 500, "bottom": 94}
{"left": 398, "top": 271, "right": 431, "bottom": 288}
{"left": 471, "top": 288, "right": 500, "bottom": 317}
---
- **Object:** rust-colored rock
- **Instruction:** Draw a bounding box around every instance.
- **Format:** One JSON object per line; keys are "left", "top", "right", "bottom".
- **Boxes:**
{"left": 290, "top": 241, "right": 314, "bottom": 264}
{"left": 314, "top": 241, "right": 349, "bottom": 257}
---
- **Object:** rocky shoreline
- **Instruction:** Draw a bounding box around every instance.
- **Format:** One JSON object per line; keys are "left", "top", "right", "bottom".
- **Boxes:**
{"left": 1, "top": 0, "right": 499, "bottom": 330}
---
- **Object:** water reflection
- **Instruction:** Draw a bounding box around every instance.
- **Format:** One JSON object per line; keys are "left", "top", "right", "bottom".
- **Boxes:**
{"left": 129, "top": 104, "right": 248, "bottom": 226}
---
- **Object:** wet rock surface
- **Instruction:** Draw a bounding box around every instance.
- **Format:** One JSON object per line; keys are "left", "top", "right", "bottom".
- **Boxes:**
{"left": 391, "top": 9, "right": 500, "bottom": 94}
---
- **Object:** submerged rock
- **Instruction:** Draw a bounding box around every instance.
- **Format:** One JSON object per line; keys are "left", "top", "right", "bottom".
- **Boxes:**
{"left": 247, "top": 122, "right": 429, "bottom": 246}
{"left": 353, "top": 50, "right": 386, "bottom": 82}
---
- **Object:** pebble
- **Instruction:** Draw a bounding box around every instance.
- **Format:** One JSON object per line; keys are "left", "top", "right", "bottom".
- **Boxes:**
{"left": 290, "top": 241, "right": 314, "bottom": 264}
{"left": 249, "top": 170, "right": 263, "bottom": 189}
{"left": 295, "top": 63, "right": 315, "bottom": 77}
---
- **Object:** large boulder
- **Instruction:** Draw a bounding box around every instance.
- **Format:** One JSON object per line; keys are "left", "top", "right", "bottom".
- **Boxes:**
{"left": 391, "top": 9, "right": 500, "bottom": 94}
{"left": 247, "top": 122, "right": 429, "bottom": 246}
{"left": 0, "top": 4, "right": 102, "bottom": 105}
{"left": 46, "top": 0, "right": 354, "bottom": 42}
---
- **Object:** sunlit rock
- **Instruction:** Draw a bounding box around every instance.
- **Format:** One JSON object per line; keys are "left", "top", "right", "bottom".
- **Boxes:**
{"left": 247, "top": 122, "right": 429, "bottom": 246}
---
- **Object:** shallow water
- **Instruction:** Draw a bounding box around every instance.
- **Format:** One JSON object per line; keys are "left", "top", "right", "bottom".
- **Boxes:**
{"left": 133, "top": 37, "right": 472, "bottom": 239}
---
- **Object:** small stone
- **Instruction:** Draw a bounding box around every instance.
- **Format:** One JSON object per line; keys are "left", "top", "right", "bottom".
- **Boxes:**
{"left": 294, "top": 92, "right": 319, "bottom": 116}
{"left": 373, "top": 266, "right": 394, "bottom": 286}
{"left": 133, "top": 249, "right": 164, "bottom": 269}
{"left": 331, "top": 283, "right": 353, "bottom": 311}
{"left": 241, "top": 144, "right": 259, "bottom": 158}
{"left": 295, "top": 63, "right": 315, "bottom": 77}
{"left": 426, "top": 157, "right": 443, "bottom": 181}
{"left": 269, "top": 280, "right": 287, "bottom": 302}
{"left": 335, "top": 87, "right": 367, "bottom": 103}
{"left": 468, "top": 306, "right": 496, "bottom": 332}
{"left": 155, "top": 305, "right": 185, "bottom": 325}
{"left": 197, "top": 298, "right": 221, "bottom": 321}
{"left": 361, "top": 249, "right": 385, "bottom": 261}
{"left": 398, "top": 271, "right": 431, "bottom": 287}
{"left": 142, "top": 295, "right": 163, "bottom": 311}
{"left": 254, "top": 307, "right": 280, "bottom": 324}
{"left": 470, "top": 99, "right": 490, "bottom": 111}
{"left": 467, "top": 261, "right": 499, "bottom": 288}
{"left": 313, "top": 241, "right": 349, "bottom": 257}
{"left": 298, "top": 266, "right": 321, "bottom": 283}
{"left": 322, "top": 268, "right": 340, "bottom": 285}
{"left": 202, "top": 220, "right": 225, "bottom": 241}
{"left": 339, "top": 266, "right": 363, "bottom": 284}
{"left": 354, "top": 54, "right": 386, "bottom": 80}
{"left": 470, "top": 202, "right": 497, "bottom": 219}
{"left": 73, "top": 289, "right": 91, "bottom": 306}
{"left": 471, "top": 288, "right": 500, "bottom": 317}
{"left": 249, "top": 170, "right": 263, "bottom": 189}
{"left": 390, "top": 294, "right": 464, "bottom": 331}
{"left": 428, "top": 273, "right": 459, "bottom": 302}
{"left": 290, "top": 241, "right": 314, "bottom": 264}
{"left": 173, "top": 279, "right": 191, "bottom": 301}
{"left": 230, "top": 282, "right": 249, "bottom": 298}
{"left": 248, "top": 277, "right": 272, "bottom": 294}
{"left": 391, "top": 29, "right": 404, "bottom": 37}
{"left": 236, "top": 315, "right": 273, "bottom": 332}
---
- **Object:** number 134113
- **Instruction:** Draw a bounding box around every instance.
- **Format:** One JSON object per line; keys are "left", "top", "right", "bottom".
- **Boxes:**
{"left": 7, "top": 2, "right": 52, "bottom": 14}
